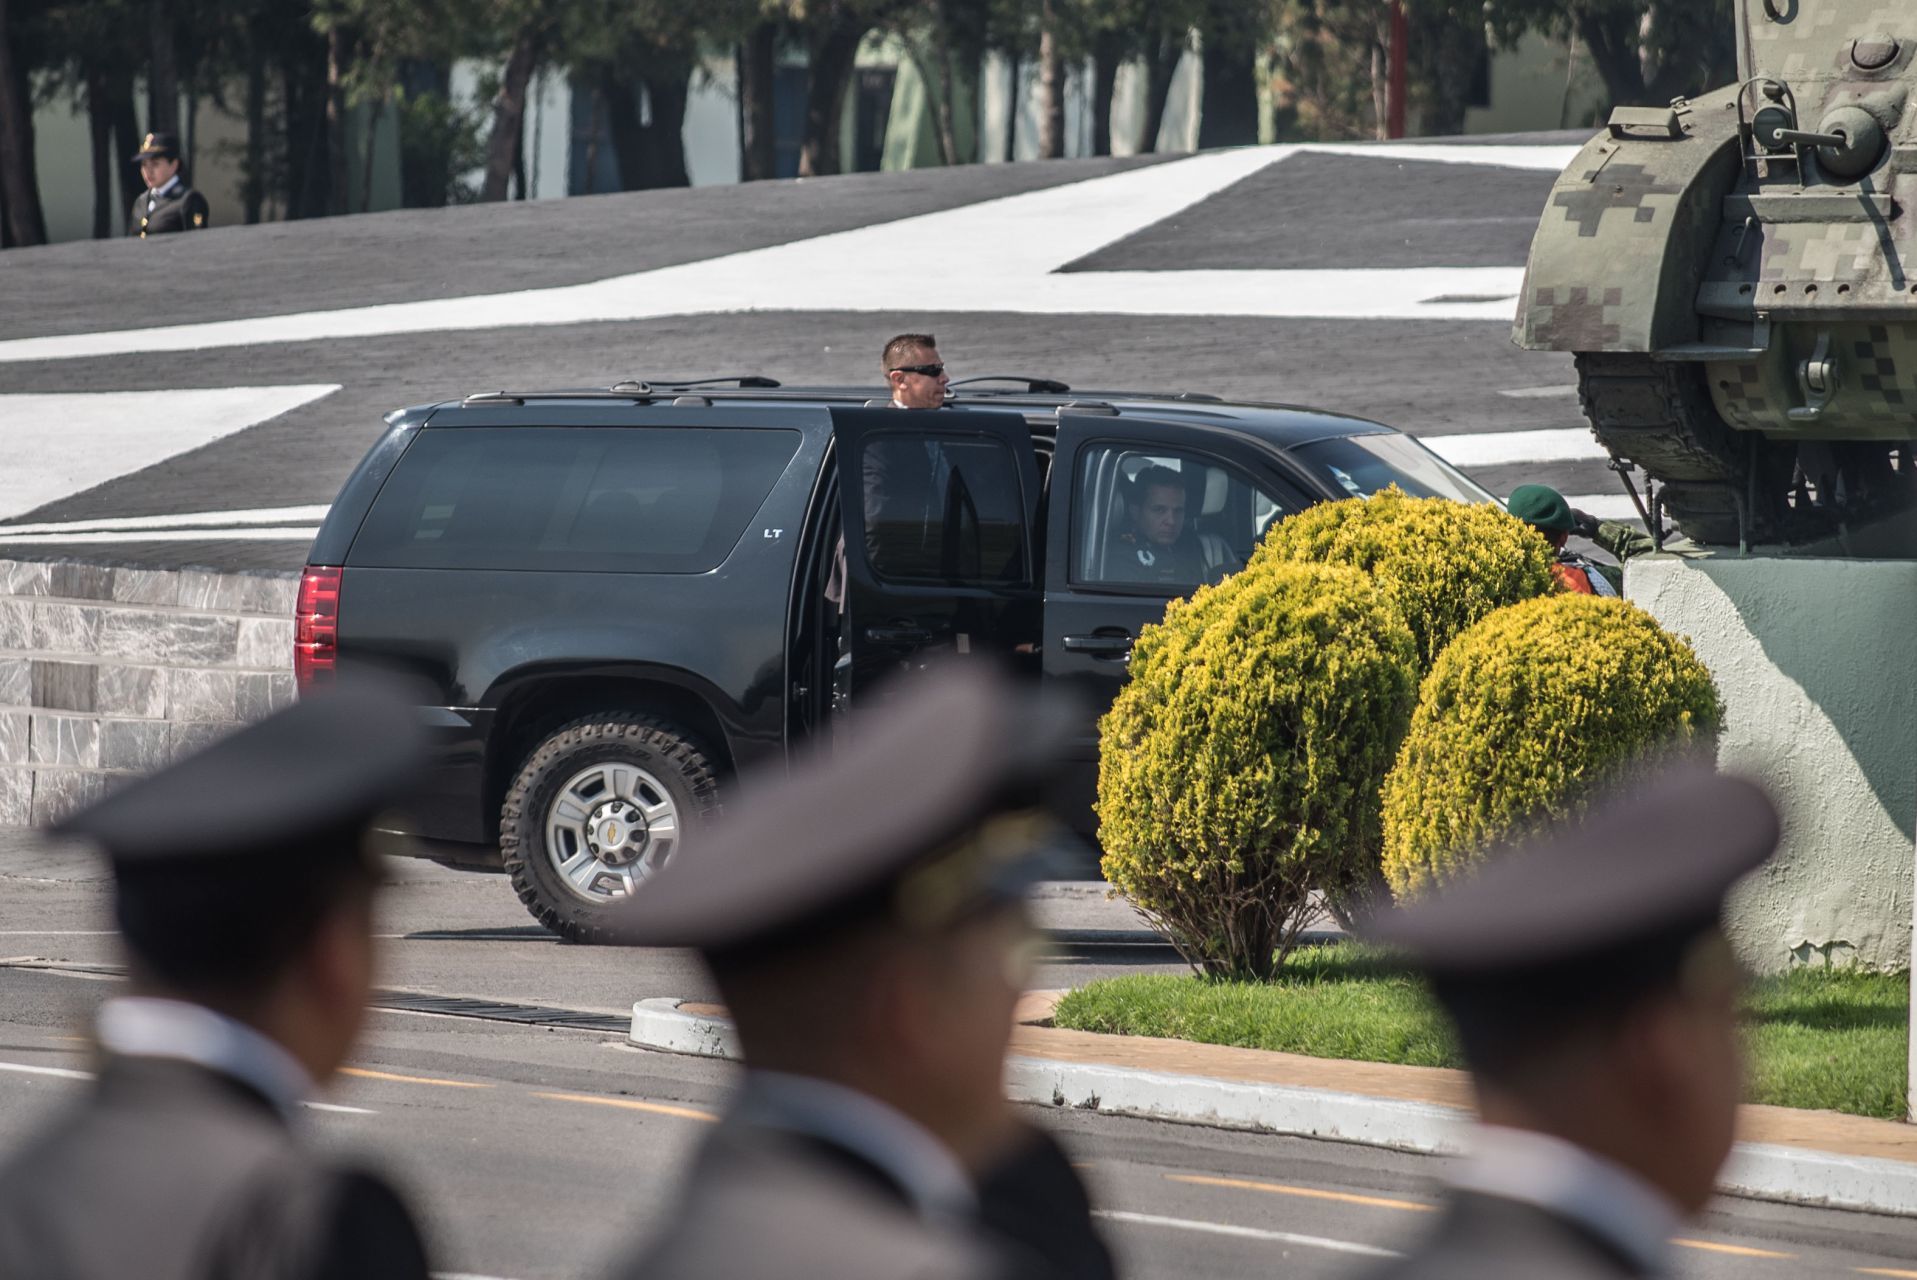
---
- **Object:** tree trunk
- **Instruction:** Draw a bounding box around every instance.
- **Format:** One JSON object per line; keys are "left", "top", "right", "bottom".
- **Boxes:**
{"left": 482, "top": 18, "right": 544, "bottom": 201}
{"left": 107, "top": 78, "right": 140, "bottom": 230}
{"left": 1576, "top": 9, "right": 1651, "bottom": 107}
{"left": 737, "top": 22, "right": 777, "bottom": 181}
{"left": 1091, "top": 34, "right": 1120, "bottom": 156}
{"left": 926, "top": 24, "right": 960, "bottom": 166}
{"left": 640, "top": 69, "right": 692, "bottom": 188}
{"left": 1369, "top": 38, "right": 1388, "bottom": 140}
{"left": 147, "top": 0, "right": 180, "bottom": 135}
{"left": 0, "top": 0, "right": 45, "bottom": 247}
{"left": 1001, "top": 53, "right": 1019, "bottom": 160}
{"left": 1141, "top": 36, "right": 1180, "bottom": 152}
{"left": 396, "top": 59, "right": 452, "bottom": 209}
{"left": 87, "top": 67, "right": 112, "bottom": 238}
{"left": 799, "top": 20, "right": 865, "bottom": 177}
{"left": 325, "top": 27, "right": 350, "bottom": 215}
{"left": 242, "top": 57, "right": 265, "bottom": 222}
{"left": 1036, "top": 11, "right": 1065, "bottom": 159}
{"left": 1198, "top": 33, "right": 1258, "bottom": 148}
{"left": 1413, "top": 9, "right": 1483, "bottom": 138}
{"left": 360, "top": 90, "right": 386, "bottom": 213}
{"left": 601, "top": 72, "right": 646, "bottom": 190}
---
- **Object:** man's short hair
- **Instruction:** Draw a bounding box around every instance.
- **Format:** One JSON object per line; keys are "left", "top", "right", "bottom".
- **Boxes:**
{"left": 883, "top": 333, "right": 937, "bottom": 373}
{"left": 1130, "top": 465, "right": 1185, "bottom": 505}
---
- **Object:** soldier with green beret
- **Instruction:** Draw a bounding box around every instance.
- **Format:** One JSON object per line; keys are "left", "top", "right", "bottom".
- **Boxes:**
{"left": 1507, "top": 483, "right": 1654, "bottom": 596}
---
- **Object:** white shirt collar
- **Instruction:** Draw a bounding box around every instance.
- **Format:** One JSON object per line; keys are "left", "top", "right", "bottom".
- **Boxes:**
{"left": 148, "top": 174, "right": 181, "bottom": 201}
{"left": 96, "top": 996, "right": 315, "bottom": 1117}
{"left": 1453, "top": 1125, "right": 1683, "bottom": 1275}
{"left": 737, "top": 1070, "right": 977, "bottom": 1220}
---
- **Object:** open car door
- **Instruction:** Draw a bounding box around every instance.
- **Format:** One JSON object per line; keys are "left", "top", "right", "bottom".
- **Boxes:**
{"left": 830, "top": 407, "right": 1043, "bottom": 702}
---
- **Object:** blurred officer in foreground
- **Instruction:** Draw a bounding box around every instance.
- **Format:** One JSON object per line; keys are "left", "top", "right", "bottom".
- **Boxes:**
{"left": 128, "top": 131, "right": 211, "bottom": 238}
{"left": 1363, "top": 766, "right": 1779, "bottom": 1280}
{"left": 1507, "top": 483, "right": 1655, "bottom": 596}
{"left": 609, "top": 666, "right": 1112, "bottom": 1280}
{"left": 0, "top": 689, "right": 433, "bottom": 1280}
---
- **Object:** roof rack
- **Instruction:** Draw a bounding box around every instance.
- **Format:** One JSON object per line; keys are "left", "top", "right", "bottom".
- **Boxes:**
{"left": 648, "top": 375, "right": 782, "bottom": 389}
{"left": 464, "top": 384, "right": 656, "bottom": 406}
{"left": 948, "top": 374, "right": 1072, "bottom": 394}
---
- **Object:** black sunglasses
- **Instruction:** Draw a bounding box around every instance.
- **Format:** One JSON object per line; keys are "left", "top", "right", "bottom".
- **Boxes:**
{"left": 890, "top": 363, "right": 945, "bottom": 378}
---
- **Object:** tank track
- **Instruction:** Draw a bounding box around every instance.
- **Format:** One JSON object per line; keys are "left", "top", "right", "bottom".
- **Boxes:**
{"left": 1575, "top": 353, "right": 1789, "bottom": 546}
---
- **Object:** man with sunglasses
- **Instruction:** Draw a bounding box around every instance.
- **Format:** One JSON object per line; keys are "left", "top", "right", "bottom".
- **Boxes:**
{"left": 883, "top": 334, "right": 952, "bottom": 409}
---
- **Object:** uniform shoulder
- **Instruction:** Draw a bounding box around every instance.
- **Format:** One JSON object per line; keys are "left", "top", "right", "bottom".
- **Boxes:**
{"left": 209, "top": 1157, "right": 430, "bottom": 1280}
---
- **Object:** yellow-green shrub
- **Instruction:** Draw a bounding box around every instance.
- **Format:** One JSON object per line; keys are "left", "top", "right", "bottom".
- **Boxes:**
{"left": 1097, "top": 562, "right": 1418, "bottom": 979}
{"left": 1381, "top": 593, "right": 1722, "bottom": 898}
{"left": 1252, "top": 487, "right": 1556, "bottom": 671}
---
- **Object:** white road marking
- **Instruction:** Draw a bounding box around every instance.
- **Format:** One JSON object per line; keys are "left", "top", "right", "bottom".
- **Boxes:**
{"left": 0, "top": 386, "right": 340, "bottom": 519}
{"left": 0, "top": 1061, "right": 93, "bottom": 1081}
{"left": 1497, "top": 385, "right": 1579, "bottom": 398}
{"left": 1094, "top": 1209, "right": 1400, "bottom": 1259}
{"left": 0, "top": 143, "right": 1577, "bottom": 364}
{"left": 0, "top": 1060, "right": 376, "bottom": 1114}
{"left": 434, "top": 1273, "right": 529, "bottom": 1280}
{"left": 0, "top": 931, "right": 118, "bottom": 936}
{"left": 1419, "top": 426, "right": 1608, "bottom": 467}
{"left": 0, "top": 526, "right": 320, "bottom": 545}
{"left": 0, "top": 504, "right": 331, "bottom": 535}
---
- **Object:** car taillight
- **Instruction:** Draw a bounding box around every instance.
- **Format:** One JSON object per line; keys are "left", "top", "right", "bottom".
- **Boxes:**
{"left": 294, "top": 565, "right": 342, "bottom": 693}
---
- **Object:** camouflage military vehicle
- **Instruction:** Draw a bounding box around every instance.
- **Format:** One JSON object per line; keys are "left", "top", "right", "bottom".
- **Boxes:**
{"left": 1517, "top": 0, "right": 1917, "bottom": 545}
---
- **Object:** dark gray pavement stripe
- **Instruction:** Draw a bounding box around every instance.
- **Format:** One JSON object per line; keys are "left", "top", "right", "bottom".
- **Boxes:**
{"left": 0, "top": 156, "right": 1167, "bottom": 343}
{"left": 1062, "top": 151, "right": 1557, "bottom": 273}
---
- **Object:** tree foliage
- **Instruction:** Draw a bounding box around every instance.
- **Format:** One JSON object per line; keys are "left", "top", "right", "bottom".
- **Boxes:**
{"left": 1098, "top": 562, "right": 1418, "bottom": 980}
{"left": 1380, "top": 593, "right": 1722, "bottom": 899}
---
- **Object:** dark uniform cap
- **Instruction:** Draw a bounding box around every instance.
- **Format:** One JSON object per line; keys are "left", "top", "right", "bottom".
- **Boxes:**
{"left": 53, "top": 685, "right": 425, "bottom": 866}
{"left": 1506, "top": 484, "right": 1574, "bottom": 533}
{"left": 131, "top": 131, "right": 181, "bottom": 162}
{"left": 613, "top": 664, "right": 1080, "bottom": 953}
{"left": 1370, "top": 765, "right": 1778, "bottom": 975}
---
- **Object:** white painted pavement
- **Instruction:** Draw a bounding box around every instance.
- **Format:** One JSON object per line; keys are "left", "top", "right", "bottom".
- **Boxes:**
{"left": 0, "top": 143, "right": 1577, "bottom": 365}
{"left": 0, "top": 386, "right": 340, "bottom": 520}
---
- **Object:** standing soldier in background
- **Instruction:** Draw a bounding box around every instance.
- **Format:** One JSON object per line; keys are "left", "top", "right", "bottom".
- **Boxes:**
{"left": 1363, "top": 767, "right": 1778, "bottom": 1280}
{"left": 609, "top": 666, "right": 1112, "bottom": 1280}
{"left": 1507, "top": 484, "right": 1654, "bottom": 596}
{"left": 0, "top": 690, "right": 434, "bottom": 1280}
{"left": 128, "top": 131, "right": 210, "bottom": 238}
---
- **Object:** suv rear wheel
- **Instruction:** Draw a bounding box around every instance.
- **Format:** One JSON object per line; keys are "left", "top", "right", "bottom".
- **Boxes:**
{"left": 499, "top": 713, "right": 722, "bottom": 943}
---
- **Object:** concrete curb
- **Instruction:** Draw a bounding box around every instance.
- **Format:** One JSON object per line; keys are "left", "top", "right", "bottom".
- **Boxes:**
{"left": 628, "top": 997, "right": 1917, "bottom": 1219}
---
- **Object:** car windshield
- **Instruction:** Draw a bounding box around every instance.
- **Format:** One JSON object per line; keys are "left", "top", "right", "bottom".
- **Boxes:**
{"left": 1292, "top": 433, "right": 1495, "bottom": 505}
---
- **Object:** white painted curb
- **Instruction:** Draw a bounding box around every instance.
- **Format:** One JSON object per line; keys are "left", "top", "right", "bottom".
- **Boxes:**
{"left": 629, "top": 998, "right": 1917, "bottom": 1218}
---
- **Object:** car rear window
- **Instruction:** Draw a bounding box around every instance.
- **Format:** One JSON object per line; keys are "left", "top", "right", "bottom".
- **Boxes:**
{"left": 349, "top": 426, "right": 802, "bottom": 573}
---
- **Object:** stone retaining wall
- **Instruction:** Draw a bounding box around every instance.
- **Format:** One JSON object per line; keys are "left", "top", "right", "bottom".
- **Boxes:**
{"left": 0, "top": 558, "right": 298, "bottom": 827}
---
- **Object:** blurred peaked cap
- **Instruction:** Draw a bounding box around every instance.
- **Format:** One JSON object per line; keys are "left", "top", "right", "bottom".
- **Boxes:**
{"left": 612, "top": 663, "right": 1082, "bottom": 952}
{"left": 1506, "top": 484, "right": 1574, "bottom": 533}
{"left": 53, "top": 683, "right": 427, "bottom": 868}
{"left": 1369, "top": 765, "right": 1778, "bottom": 976}
{"left": 131, "top": 131, "right": 181, "bottom": 161}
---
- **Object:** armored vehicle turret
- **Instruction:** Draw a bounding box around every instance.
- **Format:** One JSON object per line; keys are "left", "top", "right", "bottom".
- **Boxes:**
{"left": 1516, "top": 0, "right": 1916, "bottom": 545}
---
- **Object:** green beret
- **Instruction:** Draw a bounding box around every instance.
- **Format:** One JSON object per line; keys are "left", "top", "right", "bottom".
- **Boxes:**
{"left": 1506, "top": 484, "right": 1573, "bottom": 533}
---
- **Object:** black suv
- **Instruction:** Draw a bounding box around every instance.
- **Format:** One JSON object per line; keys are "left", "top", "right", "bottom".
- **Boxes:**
{"left": 302, "top": 378, "right": 1492, "bottom": 941}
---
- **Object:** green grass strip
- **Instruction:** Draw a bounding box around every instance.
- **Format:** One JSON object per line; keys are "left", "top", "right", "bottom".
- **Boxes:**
{"left": 1051, "top": 946, "right": 1910, "bottom": 1120}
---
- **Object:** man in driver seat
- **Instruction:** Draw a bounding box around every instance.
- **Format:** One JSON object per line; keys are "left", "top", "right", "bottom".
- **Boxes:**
{"left": 1109, "top": 466, "right": 1212, "bottom": 586}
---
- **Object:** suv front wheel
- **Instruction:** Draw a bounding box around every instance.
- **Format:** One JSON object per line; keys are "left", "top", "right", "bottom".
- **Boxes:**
{"left": 499, "top": 713, "right": 722, "bottom": 944}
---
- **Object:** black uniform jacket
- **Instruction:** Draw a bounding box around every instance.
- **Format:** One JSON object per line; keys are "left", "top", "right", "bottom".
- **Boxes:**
{"left": 611, "top": 1114, "right": 1099, "bottom": 1280}
{"left": 128, "top": 184, "right": 211, "bottom": 237}
{"left": 1362, "top": 1190, "right": 1648, "bottom": 1280}
{"left": 0, "top": 1055, "right": 430, "bottom": 1280}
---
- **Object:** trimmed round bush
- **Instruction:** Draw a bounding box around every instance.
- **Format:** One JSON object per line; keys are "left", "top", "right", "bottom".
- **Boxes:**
{"left": 1252, "top": 487, "right": 1557, "bottom": 671}
{"left": 1097, "top": 562, "right": 1418, "bottom": 979}
{"left": 1381, "top": 593, "right": 1722, "bottom": 898}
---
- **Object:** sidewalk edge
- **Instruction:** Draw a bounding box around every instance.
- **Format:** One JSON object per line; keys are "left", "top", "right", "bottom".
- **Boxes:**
{"left": 627, "top": 998, "right": 1917, "bottom": 1218}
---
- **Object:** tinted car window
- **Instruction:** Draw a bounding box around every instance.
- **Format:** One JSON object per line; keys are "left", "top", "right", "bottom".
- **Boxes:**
{"left": 860, "top": 432, "right": 1029, "bottom": 587}
{"left": 1292, "top": 433, "right": 1493, "bottom": 504}
{"left": 351, "top": 426, "right": 800, "bottom": 572}
{"left": 1073, "top": 443, "right": 1298, "bottom": 591}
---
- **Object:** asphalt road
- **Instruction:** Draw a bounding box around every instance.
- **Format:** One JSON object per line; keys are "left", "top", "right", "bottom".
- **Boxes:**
{"left": 3, "top": 842, "right": 1915, "bottom": 1280}
{"left": 0, "top": 139, "right": 1625, "bottom": 572}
